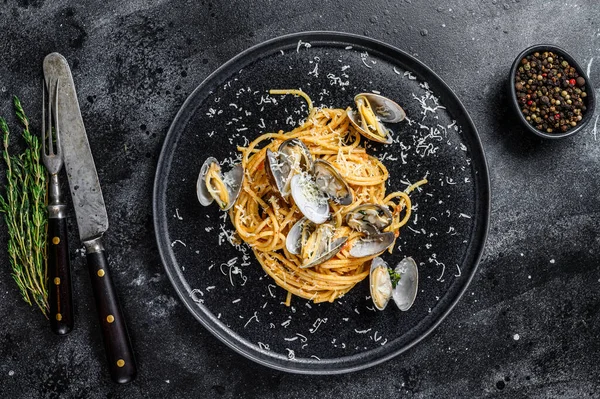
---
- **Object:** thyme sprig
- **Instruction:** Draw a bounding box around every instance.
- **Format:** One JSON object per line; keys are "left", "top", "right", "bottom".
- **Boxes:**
{"left": 0, "top": 96, "right": 48, "bottom": 317}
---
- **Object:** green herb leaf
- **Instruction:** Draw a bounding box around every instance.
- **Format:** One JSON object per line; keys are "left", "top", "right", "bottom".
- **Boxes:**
{"left": 388, "top": 268, "right": 401, "bottom": 288}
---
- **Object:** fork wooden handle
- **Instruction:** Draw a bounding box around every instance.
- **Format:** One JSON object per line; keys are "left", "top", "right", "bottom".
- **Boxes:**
{"left": 48, "top": 214, "right": 74, "bottom": 335}
{"left": 85, "top": 239, "right": 137, "bottom": 384}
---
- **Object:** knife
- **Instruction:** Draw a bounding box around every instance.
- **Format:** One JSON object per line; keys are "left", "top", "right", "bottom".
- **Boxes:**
{"left": 43, "top": 53, "right": 137, "bottom": 384}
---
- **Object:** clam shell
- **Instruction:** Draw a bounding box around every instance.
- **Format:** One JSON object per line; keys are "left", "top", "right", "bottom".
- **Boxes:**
{"left": 221, "top": 164, "right": 244, "bottom": 211}
{"left": 348, "top": 231, "right": 395, "bottom": 258}
{"left": 355, "top": 93, "right": 406, "bottom": 123}
{"left": 285, "top": 217, "right": 314, "bottom": 255}
{"left": 348, "top": 93, "right": 405, "bottom": 144}
{"left": 290, "top": 174, "right": 330, "bottom": 224}
{"left": 278, "top": 138, "right": 313, "bottom": 173}
{"left": 347, "top": 109, "right": 393, "bottom": 144}
{"left": 265, "top": 149, "right": 292, "bottom": 200}
{"left": 196, "top": 157, "right": 244, "bottom": 211}
{"left": 313, "top": 159, "right": 353, "bottom": 206}
{"left": 392, "top": 257, "right": 419, "bottom": 311}
{"left": 300, "top": 224, "right": 348, "bottom": 269}
{"left": 197, "top": 157, "right": 219, "bottom": 206}
{"left": 345, "top": 203, "right": 393, "bottom": 235}
{"left": 369, "top": 257, "right": 393, "bottom": 310}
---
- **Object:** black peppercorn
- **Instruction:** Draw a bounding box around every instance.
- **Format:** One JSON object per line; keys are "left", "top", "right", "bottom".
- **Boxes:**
{"left": 514, "top": 50, "right": 588, "bottom": 133}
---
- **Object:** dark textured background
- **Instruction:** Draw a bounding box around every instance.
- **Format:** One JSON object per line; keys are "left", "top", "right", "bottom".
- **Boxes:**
{"left": 1, "top": 0, "right": 599, "bottom": 397}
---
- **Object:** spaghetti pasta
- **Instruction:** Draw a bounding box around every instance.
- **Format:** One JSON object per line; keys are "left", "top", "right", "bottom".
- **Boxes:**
{"left": 217, "top": 93, "right": 427, "bottom": 305}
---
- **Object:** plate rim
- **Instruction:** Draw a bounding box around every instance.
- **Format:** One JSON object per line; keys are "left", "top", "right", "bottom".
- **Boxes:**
{"left": 152, "top": 30, "right": 491, "bottom": 374}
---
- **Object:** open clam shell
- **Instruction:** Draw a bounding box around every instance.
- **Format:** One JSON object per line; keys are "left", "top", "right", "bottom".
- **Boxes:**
{"left": 290, "top": 174, "right": 330, "bottom": 224}
{"left": 347, "top": 93, "right": 405, "bottom": 144}
{"left": 196, "top": 157, "right": 244, "bottom": 211}
{"left": 369, "top": 256, "right": 419, "bottom": 311}
{"left": 222, "top": 164, "right": 244, "bottom": 210}
{"left": 369, "top": 257, "right": 393, "bottom": 310}
{"left": 266, "top": 139, "right": 313, "bottom": 200}
{"left": 313, "top": 159, "right": 353, "bottom": 206}
{"left": 345, "top": 203, "right": 393, "bottom": 235}
{"left": 285, "top": 217, "right": 315, "bottom": 255}
{"left": 392, "top": 257, "right": 419, "bottom": 311}
{"left": 348, "top": 231, "right": 395, "bottom": 258}
{"left": 197, "top": 157, "right": 219, "bottom": 206}
{"left": 265, "top": 149, "right": 293, "bottom": 199}
{"left": 279, "top": 138, "right": 313, "bottom": 173}
{"left": 300, "top": 223, "right": 348, "bottom": 269}
{"left": 357, "top": 93, "right": 406, "bottom": 123}
{"left": 347, "top": 109, "right": 392, "bottom": 144}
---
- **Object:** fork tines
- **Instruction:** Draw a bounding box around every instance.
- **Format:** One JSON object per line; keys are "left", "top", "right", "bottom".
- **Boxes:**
{"left": 42, "top": 79, "right": 62, "bottom": 175}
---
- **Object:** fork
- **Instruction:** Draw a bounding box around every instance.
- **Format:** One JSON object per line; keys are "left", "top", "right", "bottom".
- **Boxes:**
{"left": 43, "top": 78, "right": 74, "bottom": 335}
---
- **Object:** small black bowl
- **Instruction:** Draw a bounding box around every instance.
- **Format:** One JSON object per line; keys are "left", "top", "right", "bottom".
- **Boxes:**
{"left": 509, "top": 44, "right": 595, "bottom": 139}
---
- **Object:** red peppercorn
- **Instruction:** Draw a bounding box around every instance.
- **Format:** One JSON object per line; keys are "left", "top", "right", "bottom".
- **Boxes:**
{"left": 527, "top": 100, "right": 533, "bottom": 106}
{"left": 554, "top": 114, "right": 560, "bottom": 120}
{"left": 542, "top": 73, "right": 547, "bottom": 77}
{"left": 569, "top": 78, "right": 576, "bottom": 85}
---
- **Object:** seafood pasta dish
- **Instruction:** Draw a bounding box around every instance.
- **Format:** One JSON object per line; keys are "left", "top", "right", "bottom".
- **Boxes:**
{"left": 197, "top": 90, "right": 423, "bottom": 312}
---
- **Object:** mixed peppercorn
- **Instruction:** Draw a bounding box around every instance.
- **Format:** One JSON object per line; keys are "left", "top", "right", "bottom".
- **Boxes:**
{"left": 515, "top": 51, "right": 587, "bottom": 133}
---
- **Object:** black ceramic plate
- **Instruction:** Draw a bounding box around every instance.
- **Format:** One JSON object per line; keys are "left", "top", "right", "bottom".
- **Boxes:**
{"left": 153, "top": 31, "right": 490, "bottom": 374}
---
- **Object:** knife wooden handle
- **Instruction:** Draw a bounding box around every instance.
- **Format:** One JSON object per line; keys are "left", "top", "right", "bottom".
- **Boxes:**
{"left": 87, "top": 247, "right": 137, "bottom": 384}
{"left": 48, "top": 216, "right": 74, "bottom": 335}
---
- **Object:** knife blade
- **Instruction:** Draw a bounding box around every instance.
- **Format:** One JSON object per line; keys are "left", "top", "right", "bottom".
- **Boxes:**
{"left": 43, "top": 52, "right": 137, "bottom": 384}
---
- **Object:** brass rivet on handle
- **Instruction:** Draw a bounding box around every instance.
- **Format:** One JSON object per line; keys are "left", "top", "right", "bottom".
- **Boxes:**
{"left": 52, "top": 237, "right": 60, "bottom": 245}
{"left": 56, "top": 313, "right": 62, "bottom": 321}
{"left": 97, "top": 269, "right": 105, "bottom": 277}
{"left": 54, "top": 277, "right": 61, "bottom": 285}
{"left": 107, "top": 315, "right": 115, "bottom": 323}
{"left": 116, "top": 359, "right": 125, "bottom": 368}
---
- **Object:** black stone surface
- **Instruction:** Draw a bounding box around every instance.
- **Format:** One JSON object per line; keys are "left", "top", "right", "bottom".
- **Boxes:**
{"left": 0, "top": 0, "right": 599, "bottom": 397}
